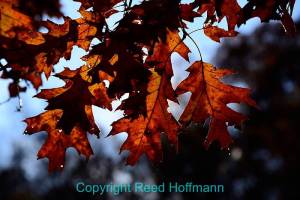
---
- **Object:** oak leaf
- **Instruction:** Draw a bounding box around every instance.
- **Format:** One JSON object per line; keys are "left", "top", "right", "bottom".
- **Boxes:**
{"left": 204, "top": 25, "right": 238, "bottom": 42}
{"left": 24, "top": 68, "right": 111, "bottom": 170}
{"left": 0, "top": 1, "right": 45, "bottom": 45}
{"left": 24, "top": 110, "right": 93, "bottom": 171}
{"left": 195, "top": 0, "right": 241, "bottom": 30}
{"left": 0, "top": 0, "right": 295, "bottom": 171}
{"left": 147, "top": 29, "right": 190, "bottom": 76}
{"left": 110, "top": 69, "right": 179, "bottom": 165}
{"left": 146, "top": 29, "right": 190, "bottom": 105}
{"left": 176, "top": 61, "right": 257, "bottom": 149}
{"left": 35, "top": 68, "right": 111, "bottom": 134}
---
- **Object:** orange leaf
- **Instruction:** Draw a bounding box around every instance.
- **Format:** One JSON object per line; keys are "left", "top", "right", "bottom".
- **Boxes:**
{"left": 35, "top": 68, "right": 109, "bottom": 135}
{"left": 110, "top": 69, "right": 179, "bottom": 165}
{"left": 43, "top": 19, "right": 70, "bottom": 37}
{"left": 147, "top": 29, "right": 190, "bottom": 78}
{"left": 76, "top": 23, "right": 97, "bottom": 50}
{"left": 25, "top": 68, "right": 112, "bottom": 171}
{"left": 176, "top": 61, "right": 257, "bottom": 149}
{"left": 204, "top": 25, "right": 238, "bottom": 42}
{"left": 219, "top": 0, "right": 241, "bottom": 30}
{"left": 25, "top": 110, "right": 92, "bottom": 171}
{"left": 37, "top": 127, "right": 93, "bottom": 171}
{"left": 0, "top": 1, "right": 45, "bottom": 45}
{"left": 24, "top": 110, "right": 63, "bottom": 133}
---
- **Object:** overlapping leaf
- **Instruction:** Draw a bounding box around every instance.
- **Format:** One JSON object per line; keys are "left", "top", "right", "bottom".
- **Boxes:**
{"left": 24, "top": 110, "right": 93, "bottom": 171}
{"left": 24, "top": 68, "right": 111, "bottom": 170}
{"left": 180, "top": 0, "right": 296, "bottom": 41}
{"left": 110, "top": 69, "right": 179, "bottom": 165}
{"left": 0, "top": 0, "right": 113, "bottom": 90}
{"left": 146, "top": 29, "right": 190, "bottom": 102}
{"left": 0, "top": 0, "right": 296, "bottom": 171}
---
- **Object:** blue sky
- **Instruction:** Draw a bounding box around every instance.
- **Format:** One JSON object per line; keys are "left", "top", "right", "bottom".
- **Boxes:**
{"left": 0, "top": 0, "right": 299, "bottom": 178}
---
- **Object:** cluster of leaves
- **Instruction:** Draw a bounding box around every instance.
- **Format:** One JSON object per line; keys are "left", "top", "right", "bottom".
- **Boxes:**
{"left": 0, "top": 0, "right": 295, "bottom": 171}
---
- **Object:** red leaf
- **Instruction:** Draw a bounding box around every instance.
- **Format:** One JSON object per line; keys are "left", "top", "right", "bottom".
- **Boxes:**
{"left": 281, "top": 10, "right": 296, "bottom": 36}
{"left": 176, "top": 61, "right": 257, "bottom": 149}
{"left": 37, "top": 127, "right": 93, "bottom": 171}
{"left": 204, "top": 25, "right": 238, "bottom": 42}
{"left": 110, "top": 69, "right": 179, "bottom": 165}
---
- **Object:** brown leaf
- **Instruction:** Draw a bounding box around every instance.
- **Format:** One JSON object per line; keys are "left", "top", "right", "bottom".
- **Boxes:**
{"left": 8, "top": 82, "right": 26, "bottom": 97}
{"left": 247, "top": 0, "right": 276, "bottom": 22}
{"left": 239, "top": 0, "right": 295, "bottom": 25}
{"left": 13, "top": 0, "right": 62, "bottom": 18}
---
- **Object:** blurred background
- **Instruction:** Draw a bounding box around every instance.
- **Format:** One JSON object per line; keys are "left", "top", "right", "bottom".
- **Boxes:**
{"left": 0, "top": 0, "right": 300, "bottom": 199}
